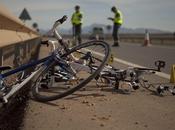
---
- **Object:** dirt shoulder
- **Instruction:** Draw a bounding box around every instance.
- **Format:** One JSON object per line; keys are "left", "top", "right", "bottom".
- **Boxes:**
{"left": 22, "top": 86, "right": 175, "bottom": 130}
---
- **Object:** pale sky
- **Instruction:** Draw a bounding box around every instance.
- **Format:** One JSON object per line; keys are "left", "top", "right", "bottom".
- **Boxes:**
{"left": 1, "top": 0, "right": 175, "bottom": 31}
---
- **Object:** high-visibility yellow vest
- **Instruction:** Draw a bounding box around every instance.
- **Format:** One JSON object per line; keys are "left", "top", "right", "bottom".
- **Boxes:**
{"left": 71, "top": 12, "right": 83, "bottom": 25}
{"left": 114, "top": 10, "right": 123, "bottom": 25}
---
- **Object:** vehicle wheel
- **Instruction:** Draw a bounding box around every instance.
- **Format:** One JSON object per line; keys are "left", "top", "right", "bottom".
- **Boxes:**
{"left": 32, "top": 40, "right": 110, "bottom": 102}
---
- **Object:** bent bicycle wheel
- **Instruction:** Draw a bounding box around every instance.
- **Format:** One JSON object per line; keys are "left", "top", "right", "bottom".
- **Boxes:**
{"left": 32, "top": 40, "right": 110, "bottom": 102}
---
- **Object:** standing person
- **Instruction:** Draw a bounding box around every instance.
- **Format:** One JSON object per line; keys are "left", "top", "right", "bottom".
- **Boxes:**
{"left": 71, "top": 5, "right": 83, "bottom": 45}
{"left": 108, "top": 6, "right": 123, "bottom": 47}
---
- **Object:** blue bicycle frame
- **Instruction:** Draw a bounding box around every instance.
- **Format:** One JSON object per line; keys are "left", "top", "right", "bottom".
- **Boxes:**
{"left": 0, "top": 16, "right": 71, "bottom": 103}
{"left": 0, "top": 55, "right": 53, "bottom": 79}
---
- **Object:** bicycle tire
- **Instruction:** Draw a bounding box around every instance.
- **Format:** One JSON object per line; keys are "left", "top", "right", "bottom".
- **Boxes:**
{"left": 32, "top": 40, "right": 110, "bottom": 102}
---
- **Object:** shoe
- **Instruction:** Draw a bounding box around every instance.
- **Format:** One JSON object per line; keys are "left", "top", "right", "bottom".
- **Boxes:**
{"left": 112, "top": 41, "right": 120, "bottom": 47}
{"left": 112, "top": 44, "right": 119, "bottom": 47}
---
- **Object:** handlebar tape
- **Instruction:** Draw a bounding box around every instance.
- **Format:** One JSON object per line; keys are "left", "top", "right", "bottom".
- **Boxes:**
{"left": 56, "top": 15, "right": 67, "bottom": 24}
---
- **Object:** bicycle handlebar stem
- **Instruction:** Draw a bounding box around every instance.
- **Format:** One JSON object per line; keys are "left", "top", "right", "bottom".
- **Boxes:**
{"left": 51, "top": 15, "right": 69, "bottom": 51}
{"left": 51, "top": 15, "right": 68, "bottom": 41}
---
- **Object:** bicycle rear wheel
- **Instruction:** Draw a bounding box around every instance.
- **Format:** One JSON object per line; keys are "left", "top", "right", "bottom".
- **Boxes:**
{"left": 32, "top": 40, "right": 110, "bottom": 102}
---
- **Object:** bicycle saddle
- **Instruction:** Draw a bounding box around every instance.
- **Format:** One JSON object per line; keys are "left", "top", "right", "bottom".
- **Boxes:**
{"left": 155, "top": 60, "right": 166, "bottom": 71}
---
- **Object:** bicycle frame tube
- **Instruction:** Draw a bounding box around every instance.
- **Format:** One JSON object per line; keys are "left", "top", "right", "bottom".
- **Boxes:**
{"left": 0, "top": 55, "right": 53, "bottom": 79}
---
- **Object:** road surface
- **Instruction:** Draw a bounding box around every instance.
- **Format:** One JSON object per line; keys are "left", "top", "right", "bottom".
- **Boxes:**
{"left": 107, "top": 41, "right": 175, "bottom": 74}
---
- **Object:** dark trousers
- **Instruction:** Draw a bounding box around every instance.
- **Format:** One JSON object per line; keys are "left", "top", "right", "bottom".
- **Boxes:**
{"left": 112, "top": 24, "right": 121, "bottom": 45}
{"left": 72, "top": 24, "right": 82, "bottom": 44}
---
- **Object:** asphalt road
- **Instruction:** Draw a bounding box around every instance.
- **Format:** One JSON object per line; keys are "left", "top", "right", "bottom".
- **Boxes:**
{"left": 106, "top": 41, "right": 175, "bottom": 74}
{"left": 45, "top": 37, "right": 175, "bottom": 74}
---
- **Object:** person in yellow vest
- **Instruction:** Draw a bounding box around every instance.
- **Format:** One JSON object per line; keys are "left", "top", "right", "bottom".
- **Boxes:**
{"left": 71, "top": 5, "right": 83, "bottom": 45}
{"left": 108, "top": 6, "right": 123, "bottom": 47}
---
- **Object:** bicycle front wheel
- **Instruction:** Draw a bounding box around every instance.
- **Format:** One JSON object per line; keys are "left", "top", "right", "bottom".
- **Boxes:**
{"left": 32, "top": 40, "right": 110, "bottom": 102}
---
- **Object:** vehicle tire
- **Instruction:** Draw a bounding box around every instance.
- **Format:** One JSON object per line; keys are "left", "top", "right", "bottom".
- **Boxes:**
{"left": 32, "top": 40, "right": 110, "bottom": 102}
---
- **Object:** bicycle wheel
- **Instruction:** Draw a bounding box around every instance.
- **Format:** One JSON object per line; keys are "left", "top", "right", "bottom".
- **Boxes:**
{"left": 32, "top": 40, "right": 110, "bottom": 102}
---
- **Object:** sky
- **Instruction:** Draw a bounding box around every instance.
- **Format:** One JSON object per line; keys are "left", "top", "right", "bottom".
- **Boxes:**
{"left": 0, "top": 0, "right": 175, "bottom": 31}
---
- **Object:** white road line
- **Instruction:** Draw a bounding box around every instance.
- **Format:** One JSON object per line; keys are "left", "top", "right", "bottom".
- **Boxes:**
{"left": 86, "top": 49, "right": 170, "bottom": 79}
{"left": 113, "top": 57, "right": 170, "bottom": 79}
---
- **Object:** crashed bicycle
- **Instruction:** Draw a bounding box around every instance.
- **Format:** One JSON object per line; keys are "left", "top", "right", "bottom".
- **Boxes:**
{"left": 0, "top": 15, "right": 111, "bottom": 103}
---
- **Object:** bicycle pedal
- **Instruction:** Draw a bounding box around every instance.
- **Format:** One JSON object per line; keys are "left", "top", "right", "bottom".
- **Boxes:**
{"left": 164, "top": 86, "right": 169, "bottom": 91}
{"left": 157, "top": 86, "right": 163, "bottom": 94}
{"left": 132, "top": 82, "right": 139, "bottom": 90}
{"left": 133, "top": 85, "right": 139, "bottom": 90}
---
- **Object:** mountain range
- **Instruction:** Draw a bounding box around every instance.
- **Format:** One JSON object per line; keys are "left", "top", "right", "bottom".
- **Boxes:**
{"left": 40, "top": 23, "right": 171, "bottom": 35}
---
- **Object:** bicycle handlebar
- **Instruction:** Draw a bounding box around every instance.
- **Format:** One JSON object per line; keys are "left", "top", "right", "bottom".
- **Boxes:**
{"left": 55, "top": 15, "right": 68, "bottom": 24}
{"left": 47, "top": 15, "right": 70, "bottom": 52}
{"left": 41, "top": 16, "right": 68, "bottom": 48}
{"left": 51, "top": 15, "right": 68, "bottom": 41}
